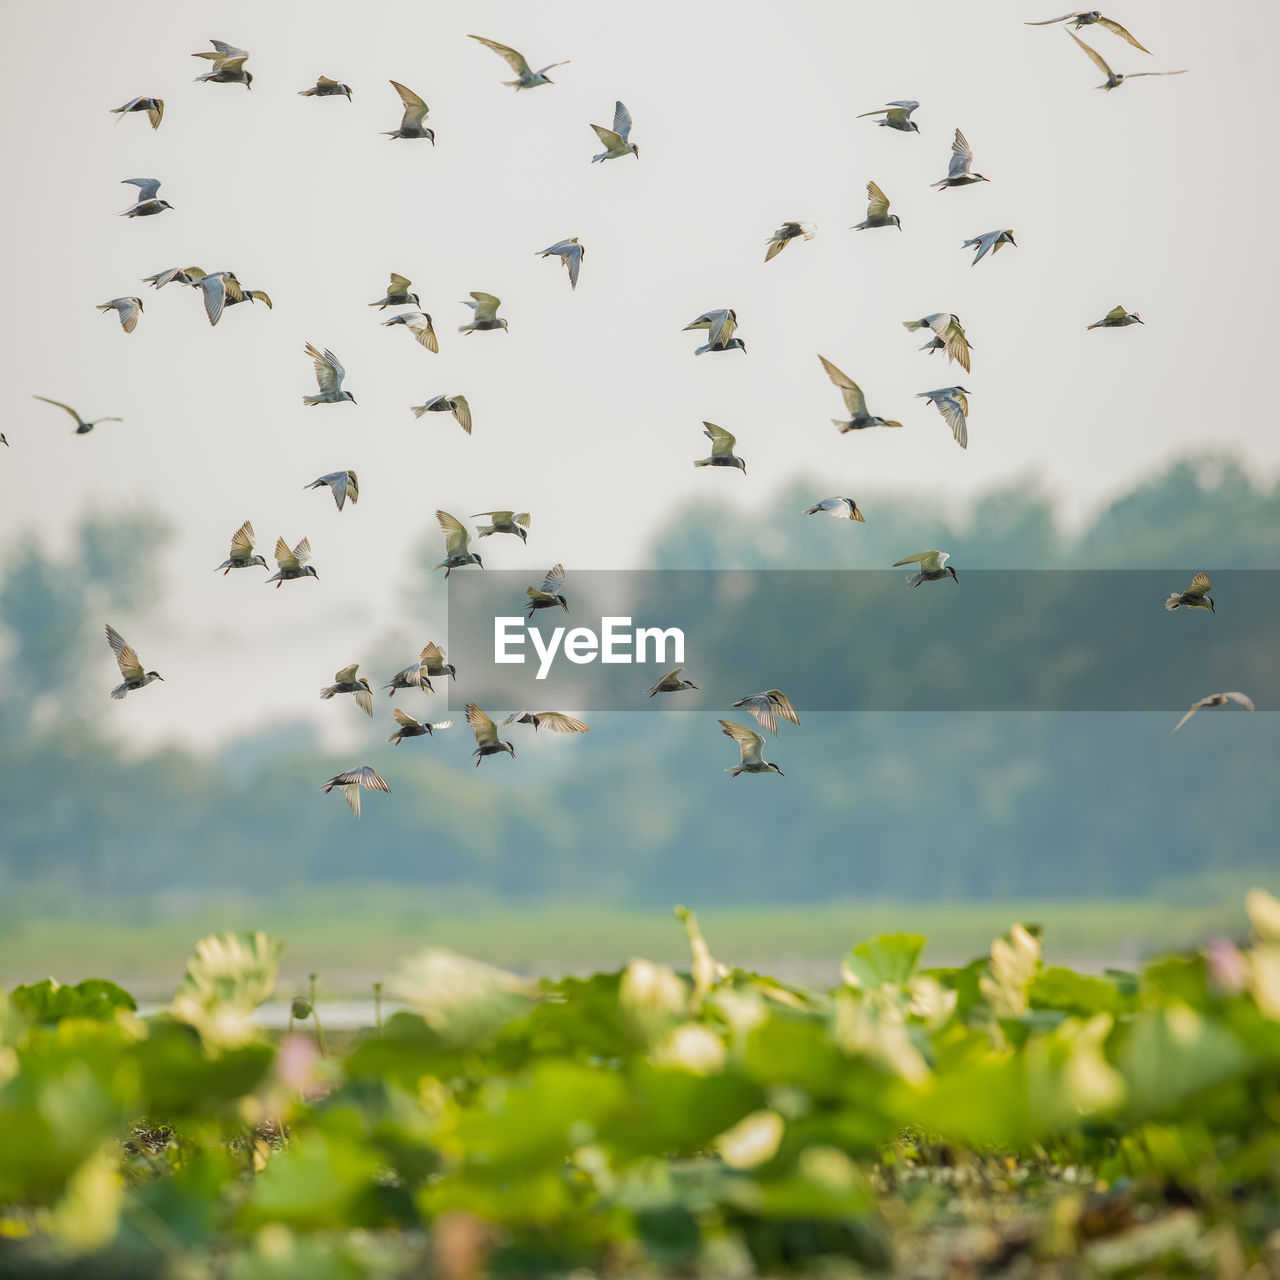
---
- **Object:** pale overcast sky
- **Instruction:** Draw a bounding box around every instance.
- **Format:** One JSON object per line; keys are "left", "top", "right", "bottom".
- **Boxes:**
{"left": 2, "top": 0, "right": 1273, "bottom": 748}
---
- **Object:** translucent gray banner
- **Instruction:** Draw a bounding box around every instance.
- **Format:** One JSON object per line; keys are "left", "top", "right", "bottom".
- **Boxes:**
{"left": 444, "top": 570, "right": 1277, "bottom": 711}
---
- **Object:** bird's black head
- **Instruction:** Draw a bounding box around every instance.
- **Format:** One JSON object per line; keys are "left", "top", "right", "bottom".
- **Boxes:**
{"left": 632, "top": 144, "right": 640, "bottom": 159}
{"left": 558, "top": 594, "right": 568, "bottom": 611}
{"left": 148, "top": 671, "right": 164, "bottom": 681}
{"left": 253, "top": 555, "right": 268, "bottom": 569}
{"left": 518, "top": 527, "right": 528, "bottom": 543}
{"left": 426, "top": 128, "right": 436, "bottom": 145}
{"left": 445, "top": 664, "right": 457, "bottom": 680}
{"left": 410, "top": 292, "right": 421, "bottom": 306}
{"left": 244, "top": 73, "right": 254, "bottom": 89}
{"left": 304, "top": 567, "right": 320, "bottom": 580}
{"left": 474, "top": 554, "right": 484, "bottom": 570}
{"left": 1208, "top": 596, "right": 1216, "bottom": 613}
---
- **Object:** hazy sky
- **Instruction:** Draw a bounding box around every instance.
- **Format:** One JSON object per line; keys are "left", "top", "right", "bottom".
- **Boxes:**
{"left": 2, "top": 0, "right": 1274, "bottom": 748}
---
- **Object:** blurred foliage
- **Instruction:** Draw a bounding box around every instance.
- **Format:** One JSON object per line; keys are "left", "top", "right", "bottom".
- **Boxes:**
{"left": 4, "top": 900, "right": 1280, "bottom": 1274}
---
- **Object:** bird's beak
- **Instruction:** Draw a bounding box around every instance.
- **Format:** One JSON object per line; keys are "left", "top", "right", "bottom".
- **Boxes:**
{"left": 775, "top": 768, "right": 784, "bottom": 776}
{"left": 349, "top": 397, "right": 358, "bottom": 405}
{"left": 156, "top": 675, "right": 165, "bottom": 682}
{"left": 561, "top": 600, "right": 568, "bottom": 612}
{"left": 1135, "top": 317, "right": 1144, "bottom": 324}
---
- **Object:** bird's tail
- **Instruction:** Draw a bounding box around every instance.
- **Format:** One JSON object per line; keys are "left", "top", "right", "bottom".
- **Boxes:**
{"left": 1164, "top": 594, "right": 1182, "bottom": 611}
{"left": 903, "top": 319, "right": 927, "bottom": 332}
{"left": 302, "top": 395, "right": 324, "bottom": 406}
{"left": 110, "top": 682, "right": 129, "bottom": 700}
{"left": 906, "top": 572, "right": 923, "bottom": 588}
{"left": 693, "top": 459, "right": 710, "bottom": 468}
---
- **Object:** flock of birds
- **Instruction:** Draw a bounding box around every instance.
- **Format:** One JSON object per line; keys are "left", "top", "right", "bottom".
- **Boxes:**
{"left": 21, "top": 15, "right": 1255, "bottom": 817}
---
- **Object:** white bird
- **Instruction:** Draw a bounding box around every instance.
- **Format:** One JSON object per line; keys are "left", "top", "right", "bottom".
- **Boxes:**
{"left": 590, "top": 100, "right": 639, "bottom": 161}
{"left": 904, "top": 314, "right": 971, "bottom": 372}
{"left": 382, "top": 310, "right": 439, "bottom": 352}
{"left": 806, "top": 496, "right": 865, "bottom": 522}
{"left": 684, "top": 308, "right": 745, "bottom": 355}
{"left": 962, "top": 229, "right": 1016, "bottom": 265}
{"left": 468, "top": 35, "right": 569, "bottom": 89}
{"left": 322, "top": 766, "right": 389, "bottom": 818}
{"left": 1088, "top": 304, "right": 1143, "bottom": 329}
{"left": 466, "top": 704, "right": 516, "bottom": 766}
{"left": 32, "top": 396, "right": 121, "bottom": 435}
{"left": 893, "top": 550, "right": 958, "bottom": 587}
{"left": 1172, "top": 692, "right": 1254, "bottom": 734}
{"left": 435, "top": 511, "right": 484, "bottom": 577}
{"left": 266, "top": 536, "right": 318, "bottom": 588}
{"left": 857, "top": 100, "right": 920, "bottom": 133}
{"left": 1065, "top": 29, "right": 1185, "bottom": 89}
{"left": 369, "top": 273, "right": 420, "bottom": 310}
{"left": 388, "top": 709, "right": 453, "bottom": 744}
{"left": 537, "top": 239, "right": 584, "bottom": 290}
{"left": 196, "top": 271, "right": 242, "bottom": 326}
{"left": 111, "top": 96, "right": 164, "bottom": 129}
{"left": 1026, "top": 10, "right": 1151, "bottom": 54}
{"left": 764, "top": 221, "right": 817, "bottom": 262}
{"left": 818, "top": 355, "right": 903, "bottom": 433}
{"left": 1165, "top": 573, "right": 1214, "bottom": 613}
{"left": 851, "top": 181, "right": 901, "bottom": 231}
{"left": 305, "top": 471, "right": 359, "bottom": 511}
{"left": 526, "top": 564, "right": 568, "bottom": 616}
{"left": 192, "top": 40, "right": 252, "bottom": 89}
{"left": 719, "top": 721, "right": 784, "bottom": 777}
{"left": 215, "top": 520, "right": 268, "bottom": 574}
{"left": 931, "top": 129, "right": 988, "bottom": 189}
{"left": 649, "top": 667, "right": 697, "bottom": 697}
{"left": 97, "top": 297, "right": 143, "bottom": 334}
{"left": 731, "top": 690, "right": 800, "bottom": 737}
{"left": 411, "top": 394, "right": 472, "bottom": 435}
{"left": 119, "top": 177, "right": 173, "bottom": 217}
{"left": 503, "top": 711, "right": 590, "bottom": 734}
{"left": 143, "top": 266, "right": 204, "bottom": 289}
{"left": 385, "top": 81, "right": 433, "bottom": 141}
{"left": 105, "top": 624, "right": 164, "bottom": 700}
{"left": 458, "top": 292, "right": 509, "bottom": 334}
{"left": 473, "top": 510, "right": 530, "bottom": 543}
{"left": 694, "top": 422, "right": 746, "bottom": 473}
{"left": 917, "top": 387, "right": 970, "bottom": 449}
{"left": 320, "top": 664, "right": 374, "bottom": 717}
{"left": 303, "top": 343, "right": 356, "bottom": 405}
{"left": 299, "top": 75, "right": 352, "bottom": 100}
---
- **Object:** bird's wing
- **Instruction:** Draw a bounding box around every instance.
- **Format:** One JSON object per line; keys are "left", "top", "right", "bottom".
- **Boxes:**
{"left": 115, "top": 95, "right": 145, "bottom": 113}
{"left": 1172, "top": 703, "right": 1201, "bottom": 733}
{"left": 306, "top": 343, "right": 345, "bottom": 392}
{"left": 767, "top": 690, "right": 800, "bottom": 727}
{"left": 541, "top": 563, "right": 566, "bottom": 593}
{"left": 218, "top": 55, "right": 249, "bottom": 73}
{"left": 345, "top": 472, "right": 358, "bottom": 505}
{"left": 436, "top": 510, "right": 470, "bottom": 557}
{"left": 354, "top": 687, "right": 373, "bottom": 717}
{"left": 390, "top": 80, "right": 430, "bottom": 128}
{"left": 612, "top": 100, "right": 633, "bottom": 141}
{"left": 1104, "top": 305, "right": 1129, "bottom": 321}
{"left": 811, "top": 497, "right": 851, "bottom": 518}
{"left": 119, "top": 299, "right": 142, "bottom": 333}
{"left": 886, "top": 99, "right": 919, "bottom": 112}
{"left": 466, "top": 702, "right": 500, "bottom": 746}
{"left": 1123, "top": 70, "right": 1188, "bottom": 78}
{"left": 707, "top": 309, "right": 735, "bottom": 347}
{"left": 526, "top": 588, "right": 555, "bottom": 603}
{"left": 147, "top": 100, "right": 164, "bottom": 128}
{"left": 893, "top": 551, "right": 943, "bottom": 570}
{"left": 473, "top": 510, "right": 516, "bottom": 523}
{"left": 719, "top": 719, "right": 765, "bottom": 765}
{"left": 230, "top": 520, "right": 255, "bottom": 557}
{"left": 937, "top": 394, "right": 968, "bottom": 447}
{"left": 389, "top": 272, "right": 412, "bottom": 293}
{"left": 653, "top": 667, "right": 684, "bottom": 691}
{"left": 943, "top": 323, "right": 971, "bottom": 373}
{"left": 702, "top": 421, "right": 737, "bottom": 457}
{"left": 866, "top": 180, "right": 891, "bottom": 220}
{"left": 32, "top": 396, "right": 79, "bottom": 423}
{"left": 334, "top": 663, "right": 360, "bottom": 684}
{"left": 200, "top": 274, "right": 227, "bottom": 326}
{"left": 1066, "top": 29, "right": 1114, "bottom": 78}
{"left": 431, "top": 720, "right": 454, "bottom": 731}
{"left": 420, "top": 642, "right": 446, "bottom": 668}
{"left": 390, "top": 79, "right": 427, "bottom": 108}
{"left": 817, "top": 355, "right": 867, "bottom": 418}
{"left": 533, "top": 712, "right": 590, "bottom": 734}
{"left": 315, "top": 75, "right": 342, "bottom": 88}
{"left": 274, "top": 536, "right": 299, "bottom": 570}
{"left": 591, "top": 124, "right": 624, "bottom": 150}
{"left": 209, "top": 40, "right": 249, "bottom": 61}
{"left": 1024, "top": 12, "right": 1083, "bottom": 24}
{"left": 514, "top": 512, "right": 531, "bottom": 529}
{"left": 409, "top": 314, "right": 439, "bottom": 351}
{"left": 450, "top": 395, "right": 472, "bottom": 435}
{"left": 470, "top": 291, "right": 501, "bottom": 321}
{"left": 393, "top": 706, "right": 421, "bottom": 730}
{"left": 247, "top": 290, "right": 272, "bottom": 307}
{"left": 105, "top": 624, "right": 145, "bottom": 681}
{"left": 947, "top": 129, "right": 975, "bottom": 179}
{"left": 293, "top": 537, "right": 312, "bottom": 566}
{"left": 1098, "top": 15, "right": 1151, "bottom": 53}
{"left": 764, "top": 232, "right": 788, "bottom": 263}
{"left": 564, "top": 242, "right": 582, "bottom": 288}
{"left": 123, "top": 177, "right": 161, "bottom": 202}
{"left": 1223, "top": 692, "right": 1255, "bottom": 711}
{"left": 733, "top": 693, "right": 778, "bottom": 736}
{"left": 1185, "top": 573, "right": 1212, "bottom": 597}
{"left": 468, "top": 35, "right": 533, "bottom": 78}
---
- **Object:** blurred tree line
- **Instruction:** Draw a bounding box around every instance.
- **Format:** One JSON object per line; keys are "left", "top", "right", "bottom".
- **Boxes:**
{"left": 1, "top": 455, "right": 1276, "bottom": 906}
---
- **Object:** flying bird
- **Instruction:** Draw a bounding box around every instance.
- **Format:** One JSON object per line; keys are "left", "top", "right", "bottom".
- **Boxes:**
{"left": 192, "top": 40, "right": 252, "bottom": 88}
{"left": 369, "top": 273, "right": 420, "bottom": 309}
{"left": 719, "top": 721, "right": 784, "bottom": 777}
{"left": 1172, "top": 692, "right": 1255, "bottom": 734}
{"left": 526, "top": 564, "right": 567, "bottom": 616}
{"left": 466, "top": 704, "right": 516, "bottom": 766}
{"left": 320, "top": 664, "right": 374, "bottom": 717}
{"left": 1064, "top": 30, "right": 1186, "bottom": 89}
{"left": 806, "top": 497, "right": 865, "bottom": 522}
{"left": 32, "top": 396, "right": 121, "bottom": 435}
{"left": 904, "top": 314, "right": 971, "bottom": 372}
{"left": 143, "top": 266, "right": 204, "bottom": 289}
{"left": 684, "top": 308, "right": 745, "bottom": 355}
{"left": 322, "top": 766, "right": 389, "bottom": 818}
{"left": 893, "top": 550, "right": 958, "bottom": 587}
{"left": 303, "top": 344, "right": 356, "bottom": 405}
{"left": 468, "top": 35, "right": 569, "bottom": 89}
{"left": 388, "top": 709, "right": 453, "bottom": 744}
{"left": 932, "top": 129, "right": 988, "bottom": 189}
{"left": 111, "top": 96, "right": 164, "bottom": 129}
{"left": 119, "top": 178, "right": 173, "bottom": 217}
{"left": 649, "top": 668, "right": 697, "bottom": 697}
{"left": 215, "top": 520, "right": 268, "bottom": 574}
{"left": 382, "top": 310, "right": 438, "bottom": 352}
{"left": 764, "top": 221, "right": 817, "bottom": 262}
{"left": 731, "top": 690, "right": 800, "bottom": 737}
{"left": 962, "top": 229, "right": 1016, "bottom": 265}
{"left": 1165, "top": 573, "right": 1214, "bottom": 613}
{"left": 385, "top": 81, "right": 433, "bottom": 141}
{"left": 473, "top": 510, "right": 530, "bottom": 542}
{"left": 818, "top": 355, "right": 903, "bottom": 433}
{"left": 419, "top": 642, "right": 457, "bottom": 682}
{"left": 503, "top": 711, "right": 590, "bottom": 734}
{"left": 383, "top": 643, "right": 447, "bottom": 696}
{"left": 105, "top": 624, "right": 164, "bottom": 699}
{"left": 267, "top": 536, "right": 318, "bottom": 587}
{"left": 1088, "top": 305, "right": 1143, "bottom": 329}
{"left": 97, "top": 297, "right": 143, "bottom": 333}
{"left": 411, "top": 394, "right": 472, "bottom": 434}
{"left": 299, "top": 75, "right": 352, "bottom": 100}
{"left": 458, "top": 292, "right": 508, "bottom": 334}
{"left": 590, "top": 100, "right": 639, "bottom": 161}
{"left": 917, "top": 387, "right": 970, "bottom": 449}
{"left": 435, "top": 511, "right": 484, "bottom": 577}
{"left": 851, "top": 182, "right": 901, "bottom": 231}
{"left": 195, "top": 271, "right": 242, "bottom": 326}
{"left": 305, "top": 471, "right": 359, "bottom": 511}
{"left": 537, "top": 239, "right": 584, "bottom": 290}
{"left": 857, "top": 100, "right": 920, "bottom": 132}
{"left": 694, "top": 422, "right": 746, "bottom": 473}
{"left": 1026, "top": 10, "right": 1151, "bottom": 53}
